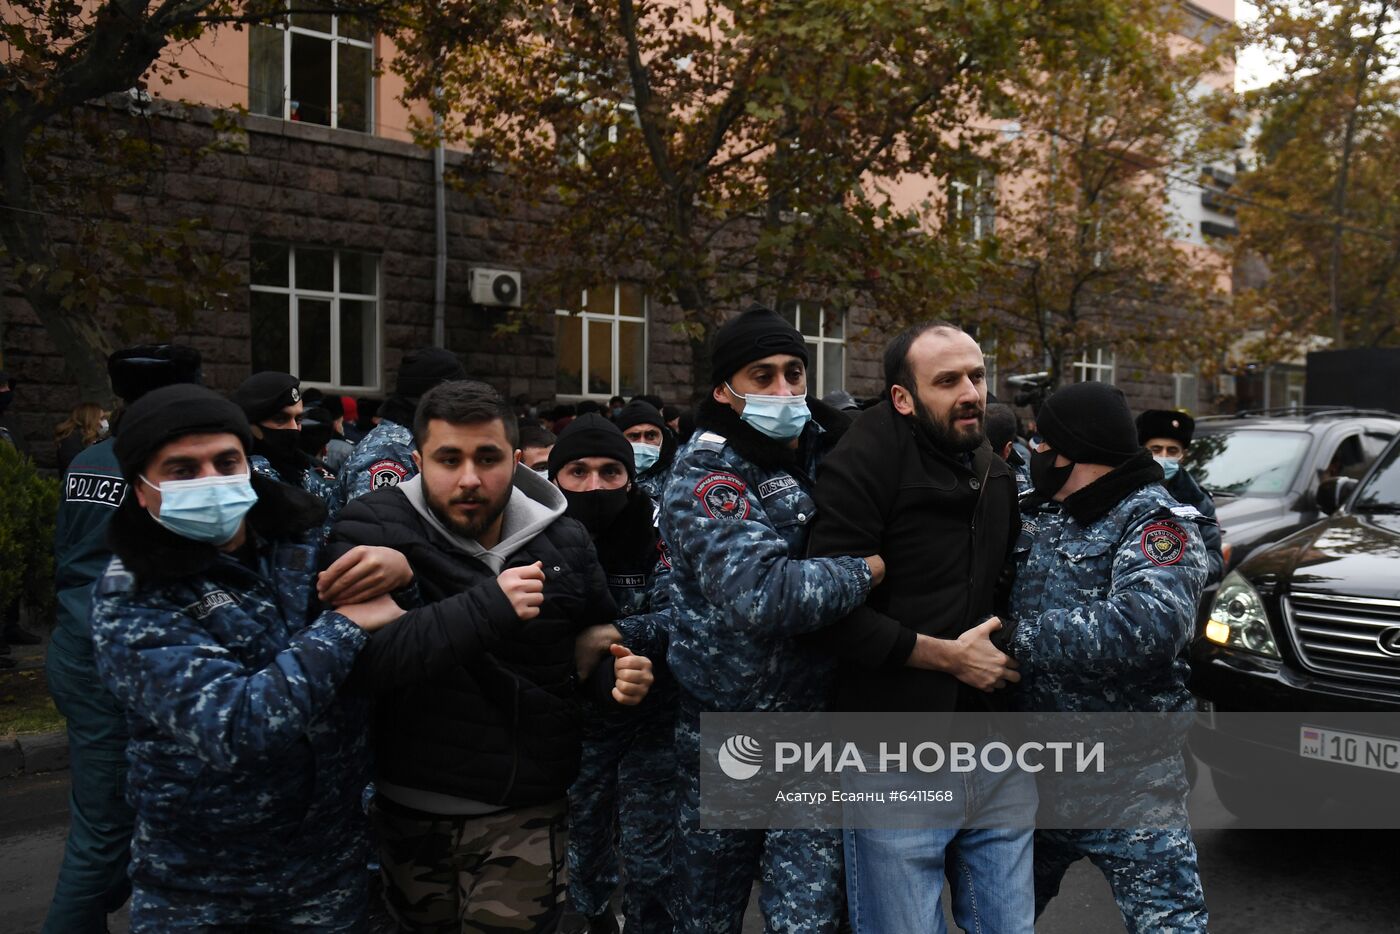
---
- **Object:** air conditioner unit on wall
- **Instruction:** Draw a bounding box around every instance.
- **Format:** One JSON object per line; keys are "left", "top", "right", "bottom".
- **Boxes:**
{"left": 468, "top": 267, "right": 522, "bottom": 308}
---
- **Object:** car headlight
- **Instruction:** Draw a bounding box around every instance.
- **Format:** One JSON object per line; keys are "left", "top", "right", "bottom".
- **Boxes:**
{"left": 1205, "top": 571, "right": 1279, "bottom": 658}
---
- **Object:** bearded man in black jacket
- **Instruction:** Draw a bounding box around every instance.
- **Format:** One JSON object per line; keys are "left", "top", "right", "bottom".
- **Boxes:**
{"left": 807, "top": 321, "right": 1035, "bottom": 934}
{"left": 324, "top": 380, "right": 655, "bottom": 933}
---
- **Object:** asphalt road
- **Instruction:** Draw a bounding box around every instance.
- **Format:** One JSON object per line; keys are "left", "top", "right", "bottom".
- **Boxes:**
{"left": 3, "top": 768, "right": 1396, "bottom": 933}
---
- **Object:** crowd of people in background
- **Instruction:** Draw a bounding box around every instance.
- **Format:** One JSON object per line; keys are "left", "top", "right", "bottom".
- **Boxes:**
{"left": 1, "top": 307, "right": 1224, "bottom": 933}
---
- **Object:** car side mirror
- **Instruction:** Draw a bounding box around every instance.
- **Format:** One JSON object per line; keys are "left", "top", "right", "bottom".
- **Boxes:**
{"left": 1316, "top": 476, "right": 1358, "bottom": 515}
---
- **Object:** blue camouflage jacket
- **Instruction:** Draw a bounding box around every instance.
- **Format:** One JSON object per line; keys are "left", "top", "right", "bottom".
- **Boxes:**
{"left": 660, "top": 399, "right": 871, "bottom": 712}
{"left": 337, "top": 417, "right": 416, "bottom": 506}
{"left": 89, "top": 480, "right": 370, "bottom": 902}
{"left": 1008, "top": 462, "right": 1209, "bottom": 714}
{"left": 249, "top": 453, "right": 341, "bottom": 540}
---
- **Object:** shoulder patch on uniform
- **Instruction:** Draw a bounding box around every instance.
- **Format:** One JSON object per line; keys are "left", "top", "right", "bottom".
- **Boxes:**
{"left": 1170, "top": 505, "right": 1203, "bottom": 519}
{"left": 96, "top": 560, "right": 135, "bottom": 597}
{"left": 1141, "top": 519, "right": 1188, "bottom": 567}
{"left": 64, "top": 472, "right": 127, "bottom": 508}
{"left": 657, "top": 537, "right": 672, "bottom": 569}
{"left": 186, "top": 590, "right": 238, "bottom": 620}
{"left": 368, "top": 459, "right": 409, "bottom": 490}
{"left": 694, "top": 472, "right": 750, "bottom": 520}
{"left": 694, "top": 431, "right": 728, "bottom": 452}
{"left": 757, "top": 475, "right": 799, "bottom": 499}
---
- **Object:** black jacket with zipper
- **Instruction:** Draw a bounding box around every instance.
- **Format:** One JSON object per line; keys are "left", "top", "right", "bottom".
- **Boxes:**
{"left": 805, "top": 400, "right": 1019, "bottom": 712}
{"left": 327, "top": 487, "right": 618, "bottom": 808}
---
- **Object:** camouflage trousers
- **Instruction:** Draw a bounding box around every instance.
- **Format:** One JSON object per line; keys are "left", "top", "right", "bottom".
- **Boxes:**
{"left": 129, "top": 860, "right": 366, "bottom": 931}
{"left": 567, "top": 707, "right": 676, "bottom": 933}
{"left": 672, "top": 701, "right": 845, "bottom": 934}
{"left": 370, "top": 795, "right": 568, "bottom": 933}
{"left": 1033, "top": 828, "right": 1208, "bottom": 933}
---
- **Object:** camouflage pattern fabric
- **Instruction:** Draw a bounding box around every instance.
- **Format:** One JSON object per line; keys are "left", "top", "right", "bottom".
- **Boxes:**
{"left": 249, "top": 453, "right": 341, "bottom": 541}
{"left": 371, "top": 797, "right": 568, "bottom": 933}
{"left": 634, "top": 465, "right": 668, "bottom": 504}
{"left": 1032, "top": 828, "right": 1208, "bottom": 933}
{"left": 337, "top": 418, "right": 416, "bottom": 506}
{"left": 672, "top": 702, "right": 844, "bottom": 934}
{"left": 89, "top": 536, "right": 371, "bottom": 929}
{"left": 1007, "top": 482, "right": 1210, "bottom": 929}
{"left": 659, "top": 428, "right": 871, "bottom": 713}
{"left": 130, "top": 859, "right": 368, "bottom": 931}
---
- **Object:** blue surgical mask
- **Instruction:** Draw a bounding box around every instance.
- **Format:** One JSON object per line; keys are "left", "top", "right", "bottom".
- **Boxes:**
{"left": 141, "top": 472, "right": 258, "bottom": 545}
{"left": 632, "top": 442, "right": 661, "bottom": 474}
{"left": 725, "top": 383, "right": 812, "bottom": 441}
{"left": 1153, "top": 455, "right": 1181, "bottom": 481}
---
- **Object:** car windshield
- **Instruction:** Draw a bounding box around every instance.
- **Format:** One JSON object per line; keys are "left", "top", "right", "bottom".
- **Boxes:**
{"left": 1352, "top": 440, "right": 1400, "bottom": 512}
{"left": 1187, "top": 429, "right": 1310, "bottom": 496}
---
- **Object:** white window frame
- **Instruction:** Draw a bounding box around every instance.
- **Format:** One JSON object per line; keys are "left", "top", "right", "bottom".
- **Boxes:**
{"left": 949, "top": 168, "right": 996, "bottom": 241}
{"left": 249, "top": 245, "right": 382, "bottom": 392}
{"left": 781, "top": 301, "right": 846, "bottom": 398}
{"left": 1072, "top": 348, "right": 1116, "bottom": 384}
{"left": 554, "top": 283, "right": 648, "bottom": 400}
{"left": 251, "top": 11, "right": 374, "bottom": 131}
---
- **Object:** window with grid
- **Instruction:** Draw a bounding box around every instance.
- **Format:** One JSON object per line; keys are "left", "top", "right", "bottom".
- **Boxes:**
{"left": 249, "top": 243, "right": 381, "bottom": 391}
{"left": 249, "top": 9, "right": 373, "bottom": 132}
{"left": 948, "top": 168, "right": 997, "bottom": 242}
{"left": 779, "top": 302, "right": 845, "bottom": 398}
{"left": 1072, "top": 348, "right": 1116, "bottom": 384}
{"left": 555, "top": 283, "right": 647, "bottom": 399}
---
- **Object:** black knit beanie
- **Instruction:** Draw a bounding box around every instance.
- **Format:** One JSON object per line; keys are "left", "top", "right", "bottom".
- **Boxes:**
{"left": 548, "top": 413, "right": 635, "bottom": 480}
{"left": 108, "top": 344, "right": 203, "bottom": 404}
{"left": 709, "top": 305, "right": 809, "bottom": 387}
{"left": 614, "top": 400, "right": 666, "bottom": 433}
{"left": 395, "top": 347, "right": 466, "bottom": 398}
{"left": 1036, "top": 382, "right": 1141, "bottom": 467}
{"left": 115, "top": 384, "right": 253, "bottom": 480}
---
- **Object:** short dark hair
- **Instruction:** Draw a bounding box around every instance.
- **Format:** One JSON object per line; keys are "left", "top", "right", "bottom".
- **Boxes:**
{"left": 985, "top": 403, "right": 1022, "bottom": 452}
{"left": 882, "top": 320, "right": 964, "bottom": 396}
{"left": 519, "top": 423, "right": 556, "bottom": 450}
{"left": 413, "top": 380, "right": 518, "bottom": 450}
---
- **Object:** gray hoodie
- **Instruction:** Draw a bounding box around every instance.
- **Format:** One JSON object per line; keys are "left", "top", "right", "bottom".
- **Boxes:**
{"left": 398, "top": 465, "right": 567, "bottom": 574}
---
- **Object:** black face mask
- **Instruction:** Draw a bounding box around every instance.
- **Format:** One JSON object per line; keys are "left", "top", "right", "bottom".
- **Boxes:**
{"left": 255, "top": 427, "right": 304, "bottom": 478}
{"left": 0, "top": 392, "right": 11, "bottom": 415}
{"left": 1030, "top": 448, "right": 1075, "bottom": 500}
{"left": 562, "top": 487, "right": 631, "bottom": 535}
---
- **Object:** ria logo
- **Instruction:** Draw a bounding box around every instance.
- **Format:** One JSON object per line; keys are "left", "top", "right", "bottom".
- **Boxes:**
{"left": 1377, "top": 627, "right": 1400, "bottom": 658}
{"left": 717, "top": 734, "right": 764, "bottom": 780}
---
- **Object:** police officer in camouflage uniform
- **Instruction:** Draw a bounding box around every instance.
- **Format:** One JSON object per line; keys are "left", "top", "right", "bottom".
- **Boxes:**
{"left": 43, "top": 344, "right": 200, "bottom": 933}
{"left": 661, "top": 306, "right": 884, "bottom": 933}
{"left": 550, "top": 414, "right": 676, "bottom": 934}
{"left": 233, "top": 371, "right": 341, "bottom": 538}
{"left": 614, "top": 400, "right": 676, "bottom": 502}
{"left": 88, "top": 384, "right": 407, "bottom": 931}
{"left": 337, "top": 347, "right": 465, "bottom": 504}
{"left": 1006, "top": 382, "right": 1210, "bottom": 933}
{"left": 1137, "top": 409, "right": 1225, "bottom": 585}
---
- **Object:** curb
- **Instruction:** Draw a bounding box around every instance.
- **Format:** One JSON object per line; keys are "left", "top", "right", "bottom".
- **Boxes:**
{"left": 0, "top": 730, "right": 69, "bottom": 777}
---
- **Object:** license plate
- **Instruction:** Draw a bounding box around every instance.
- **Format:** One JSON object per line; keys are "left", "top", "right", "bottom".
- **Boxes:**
{"left": 1300, "top": 726, "right": 1400, "bottom": 774}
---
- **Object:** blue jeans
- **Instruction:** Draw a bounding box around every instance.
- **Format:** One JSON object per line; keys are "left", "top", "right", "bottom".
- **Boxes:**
{"left": 842, "top": 740, "right": 1037, "bottom": 934}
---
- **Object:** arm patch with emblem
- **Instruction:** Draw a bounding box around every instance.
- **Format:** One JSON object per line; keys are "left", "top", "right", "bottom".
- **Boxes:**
{"left": 368, "top": 459, "right": 409, "bottom": 490}
{"left": 694, "top": 472, "right": 750, "bottom": 520}
{"left": 1141, "top": 519, "right": 1188, "bottom": 566}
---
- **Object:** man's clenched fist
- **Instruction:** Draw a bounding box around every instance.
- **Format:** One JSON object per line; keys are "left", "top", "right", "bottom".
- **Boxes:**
{"left": 610, "top": 643, "right": 654, "bottom": 705}
{"left": 497, "top": 561, "right": 546, "bottom": 620}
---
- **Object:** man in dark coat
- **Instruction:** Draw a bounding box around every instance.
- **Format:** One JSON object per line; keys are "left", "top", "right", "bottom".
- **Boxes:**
{"left": 325, "top": 379, "right": 656, "bottom": 931}
{"left": 807, "top": 322, "right": 1032, "bottom": 933}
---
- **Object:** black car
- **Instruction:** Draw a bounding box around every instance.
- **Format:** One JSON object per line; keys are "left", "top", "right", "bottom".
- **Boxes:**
{"left": 1188, "top": 408, "right": 1400, "bottom": 573}
{"left": 1189, "top": 432, "right": 1400, "bottom": 820}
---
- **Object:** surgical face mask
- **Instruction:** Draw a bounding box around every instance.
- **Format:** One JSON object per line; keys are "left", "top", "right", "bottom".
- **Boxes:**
{"left": 141, "top": 472, "right": 258, "bottom": 545}
{"left": 632, "top": 442, "right": 661, "bottom": 474}
{"left": 1030, "top": 448, "right": 1075, "bottom": 500}
{"left": 725, "top": 383, "right": 811, "bottom": 441}
{"left": 1153, "top": 455, "right": 1181, "bottom": 481}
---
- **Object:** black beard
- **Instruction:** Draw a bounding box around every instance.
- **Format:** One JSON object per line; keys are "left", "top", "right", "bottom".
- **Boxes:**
{"left": 912, "top": 394, "right": 985, "bottom": 454}
{"left": 427, "top": 486, "right": 511, "bottom": 541}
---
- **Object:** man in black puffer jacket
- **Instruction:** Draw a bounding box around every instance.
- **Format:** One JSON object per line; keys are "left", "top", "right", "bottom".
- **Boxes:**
{"left": 325, "top": 380, "right": 655, "bottom": 932}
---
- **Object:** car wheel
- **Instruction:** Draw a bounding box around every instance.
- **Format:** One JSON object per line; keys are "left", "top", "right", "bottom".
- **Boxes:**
{"left": 1211, "top": 768, "right": 1327, "bottom": 824}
